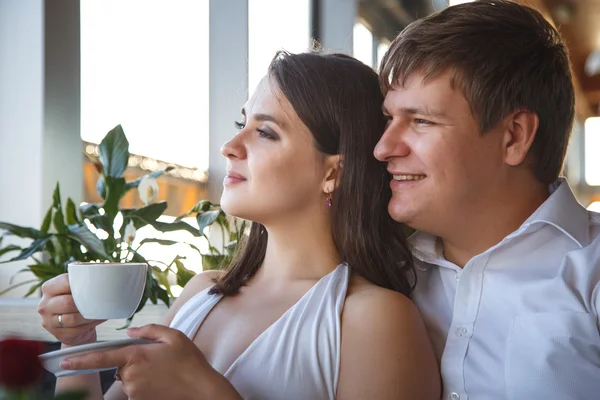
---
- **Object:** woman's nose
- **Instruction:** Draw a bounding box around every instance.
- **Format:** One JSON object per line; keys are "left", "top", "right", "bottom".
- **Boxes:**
{"left": 221, "top": 134, "right": 246, "bottom": 160}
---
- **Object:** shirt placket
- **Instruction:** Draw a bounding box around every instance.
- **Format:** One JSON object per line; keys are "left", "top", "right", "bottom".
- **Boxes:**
{"left": 440, "top": 253, "right": 489, "bottom": 400}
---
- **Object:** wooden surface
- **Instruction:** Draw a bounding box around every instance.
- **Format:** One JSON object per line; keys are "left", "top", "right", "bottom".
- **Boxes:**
{"left": 0, "top": 298, "right": 167, "bottom": 341}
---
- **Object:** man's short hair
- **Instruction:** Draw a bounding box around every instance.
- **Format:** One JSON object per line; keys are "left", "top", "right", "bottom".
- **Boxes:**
{"left": 380, "top": 0, "right": 575, "bottom": 184}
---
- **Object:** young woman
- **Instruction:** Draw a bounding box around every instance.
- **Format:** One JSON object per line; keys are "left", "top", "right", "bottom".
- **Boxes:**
{"left": 39, "top": 51, "right": 440, "bottom": 400}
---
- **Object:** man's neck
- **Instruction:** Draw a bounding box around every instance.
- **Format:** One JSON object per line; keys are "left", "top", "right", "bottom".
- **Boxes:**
{"left": 441, "top": 180, "right": 550, "bottom": 268}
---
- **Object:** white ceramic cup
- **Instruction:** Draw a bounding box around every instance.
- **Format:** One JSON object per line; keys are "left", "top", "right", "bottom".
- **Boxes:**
{"left": 67, "top": 262, "right": 148, "bottom": 320}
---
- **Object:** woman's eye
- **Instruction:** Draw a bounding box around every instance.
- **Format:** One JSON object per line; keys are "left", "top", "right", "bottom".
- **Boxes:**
{"left": 258, "top": 129, "right": 277, "bottom": 140}
{"left": 234, "top": 121, "right": 245, "bottom": 130}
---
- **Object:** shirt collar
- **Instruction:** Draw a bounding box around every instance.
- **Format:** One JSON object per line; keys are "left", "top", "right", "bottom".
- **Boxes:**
{"left": 523, "top": 177, "right": 590, "bottom": 247}
{"left": 409, "top": 178, "right": 591, "bottom": 263}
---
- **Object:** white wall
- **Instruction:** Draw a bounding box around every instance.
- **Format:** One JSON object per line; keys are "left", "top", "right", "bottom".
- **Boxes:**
{"left": 0, "top": 0, "right": 45, "bottom": 296}
{"left": 0, "top": 0, "right": 82, "bottom": 297}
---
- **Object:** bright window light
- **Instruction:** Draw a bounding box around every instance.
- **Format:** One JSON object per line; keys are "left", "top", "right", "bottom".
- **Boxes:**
{"left": 377, "top": 41, "right": 389, "bottom": 71}
{"left": 589, "top": 201, "right": 600, "bottom": 212}
{"left": 80, "top": 0, "right": 209, "bottom": 170}
{"left": 248, "top": 0, "right": 310, "bottom": 95}
{"left": 449, "top": 0, "right": 474, "bottom": 5}
{"left": 584, "top": 117, "right": 600, "bottom": 186}
{"left": 353, "top": 22, "right": 374, "bottom": 68}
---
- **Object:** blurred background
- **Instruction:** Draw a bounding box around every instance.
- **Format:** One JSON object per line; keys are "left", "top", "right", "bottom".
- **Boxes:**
{"left": 0, "top": 0, "right": 599, "bottom": 297}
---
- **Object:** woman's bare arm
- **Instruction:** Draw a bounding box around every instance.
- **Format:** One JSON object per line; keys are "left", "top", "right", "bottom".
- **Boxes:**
{"left": 57, "top": 270, "right": 221, "bottom": 400}
{"left": 336, "top": 279, "right": 441, "bottom": 400}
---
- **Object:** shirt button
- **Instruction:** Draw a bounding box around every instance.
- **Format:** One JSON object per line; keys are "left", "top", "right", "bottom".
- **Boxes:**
{"left": 456, "top": 327, "right": 467, "bottom": 337}
{"left": 450, "top": 393, "right": 460, "bottom": 400}
{"left": 455, "top": 272, "right": 461, "bottom": 281}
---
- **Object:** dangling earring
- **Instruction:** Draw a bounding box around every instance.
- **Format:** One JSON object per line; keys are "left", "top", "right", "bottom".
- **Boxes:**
{"left": 325, "top": 192, "right": 332, "bottom": 208}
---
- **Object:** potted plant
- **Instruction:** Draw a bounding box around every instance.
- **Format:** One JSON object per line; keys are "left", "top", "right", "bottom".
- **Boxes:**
{"left": 0, "top": 125, "right": 244, "bottom": 325}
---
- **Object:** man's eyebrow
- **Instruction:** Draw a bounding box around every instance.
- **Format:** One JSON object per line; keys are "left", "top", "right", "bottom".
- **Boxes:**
{"left": 392, "top": 106, "right": 447, "bottom": 119}
{"left": 382, "top": 103, "right": 447, "bottom": 118}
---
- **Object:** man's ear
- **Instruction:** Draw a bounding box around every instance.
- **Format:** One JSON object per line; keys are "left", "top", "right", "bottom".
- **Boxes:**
{"left": 322, "top": 154, "right": 342, "bottom": 194}
{"left": 503, "top": 110, "right": 539, "bottom": 167}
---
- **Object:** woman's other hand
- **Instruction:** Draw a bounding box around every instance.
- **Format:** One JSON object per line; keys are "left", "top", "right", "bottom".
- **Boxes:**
{"left": 60, "top": 324, "right": 242, "bottom": 400}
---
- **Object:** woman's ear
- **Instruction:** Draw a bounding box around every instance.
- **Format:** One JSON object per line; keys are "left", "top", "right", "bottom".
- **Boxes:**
{"left": 322, "top": 154, "right": 342, "bottom": 193}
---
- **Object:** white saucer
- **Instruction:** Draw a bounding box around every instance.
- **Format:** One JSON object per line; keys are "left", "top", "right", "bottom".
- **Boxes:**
{"left": 39, "top": 338, "right": 154, "bottom": 377}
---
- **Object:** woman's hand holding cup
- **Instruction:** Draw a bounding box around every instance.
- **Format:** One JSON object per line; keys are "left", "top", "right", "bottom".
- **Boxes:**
{"left": 38, "top": 273, "right": 106, "bottom": 346}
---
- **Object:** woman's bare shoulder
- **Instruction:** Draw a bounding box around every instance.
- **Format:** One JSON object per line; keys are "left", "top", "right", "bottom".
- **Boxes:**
{"left": 344, "top": 274, "right": 416, "bottom": 315}
{"left": 337, "top": 274, "right": 440, "bottom": 399}
{"left": 160, "top": 269, "right": 224, "bottom": 326}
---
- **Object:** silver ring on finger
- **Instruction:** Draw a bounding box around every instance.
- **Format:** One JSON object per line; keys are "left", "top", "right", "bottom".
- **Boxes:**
{"left": 114, "top": 368, "right": 122, "bottom": 381}
{"left": 57, "top": 314, "right": 66, "bottom": 328}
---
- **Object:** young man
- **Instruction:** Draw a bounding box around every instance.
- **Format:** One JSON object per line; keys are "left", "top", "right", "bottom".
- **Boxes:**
{"left": 374, "top": 1, "right": 600, "bottom": 399}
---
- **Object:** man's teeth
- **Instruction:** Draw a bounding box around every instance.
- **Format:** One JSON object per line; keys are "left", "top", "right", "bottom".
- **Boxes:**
{"left": 392, "top": 174, "right": 426, "bottom": 181}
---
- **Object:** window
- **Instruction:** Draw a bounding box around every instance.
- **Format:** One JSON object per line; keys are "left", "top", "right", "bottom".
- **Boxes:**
{"left": 584, "top": 117, "right": 600, "bottom": 186}
{"left": 248, "top": 0, "right": 310, "bottom": 95}
{"left": 377, "top": 41, "right": 389, "bottom": 71}
{"left": 80, "top": 0, "right": 210, "bottom": 171}
{"left": 353, "top": 22, "right": 374, "bottom": 68}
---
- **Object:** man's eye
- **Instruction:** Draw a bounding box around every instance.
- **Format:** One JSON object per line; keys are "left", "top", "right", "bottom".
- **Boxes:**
{"left": 415, "top": 119, "right": 433, "bottom": 125}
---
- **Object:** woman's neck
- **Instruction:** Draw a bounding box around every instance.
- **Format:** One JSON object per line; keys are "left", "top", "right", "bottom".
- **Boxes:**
{"left": 252, "top": 213, "right": 342, "bottom": 284}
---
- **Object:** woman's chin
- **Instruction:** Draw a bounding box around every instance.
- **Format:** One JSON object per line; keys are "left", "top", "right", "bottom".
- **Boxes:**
{"left": 219, "top": 201, "right": 248, "bottom": 221}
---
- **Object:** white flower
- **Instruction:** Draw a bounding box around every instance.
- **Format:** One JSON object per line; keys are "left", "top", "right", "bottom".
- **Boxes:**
{"left": 123, "top": 221, "right": 137, "bottom": 246}
{"left": 138, "top": 176, "right": 158, "bottom": 205}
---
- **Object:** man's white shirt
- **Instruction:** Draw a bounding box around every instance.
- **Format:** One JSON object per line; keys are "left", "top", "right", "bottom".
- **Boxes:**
{"left": 411, "top": 178, "right": 600, "bottom": 400}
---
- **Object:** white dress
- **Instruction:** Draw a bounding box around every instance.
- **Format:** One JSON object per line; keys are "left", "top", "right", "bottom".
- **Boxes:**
{"left": 169, "top": 263, "right": 350, "bottom": 400}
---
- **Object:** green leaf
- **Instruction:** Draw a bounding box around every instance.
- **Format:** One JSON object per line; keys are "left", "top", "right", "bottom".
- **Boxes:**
{"left": 202, "top": 254, "right": 228, "bottom": 271}
{"left": 150, "top": 220, "right": 202, "bottom": 236}
{"left": 156, "top": 285, "right": 170, "bottom": 306}
{"left": 80, "top": 203, "right": 101, "bottom": 217}
{"left": 50, "top": 235, "right": 67, "bottom": 266}
{"left": 9, "top": 267, "right": 33, "bottom": 284}
{"left": 66, "top": 198, "right": 80, "bottom": 225}
{"left": 85, "top": 214, "right": 112, "bottom": 233}
{"left": 216, "top": 211, "right": 231, "bottom": 231}
{"left": 136, "top": 238, "right": 202, "bottom": 256}
{"left": 29, "top": 263, "right": 65, "bottom": 280}
{"left": 225, "top": 240, "right": 239, "bottom": 256}
{"left": 151, "top": 266, "right": 172, "bottom": 296}
{"left": 96, "top": 175, "right": 107, "bottom": 199}
{"left": 103, "top": 176, "right": 126, "bottom": 224}
{"left": 143, "top": 263, "right": 155, "bottom": 300}
{"left": 122, "top": 202, "right": 168, "bottom": 229}
{"left": 0, "top": 278, "right": 39, "bottom": 296}
{"left": 0, "top": 244, "right": 22, "bottom": 258}
{"left": 197, "top": 210, "right": 221, "bottom": 233}
{"left": 41, "top": 205, "right": 53, "bottom": 233}
{"left": 117, "top": 318, "right": 134, "bottom": 331}
{"left": 53, "top": 205, "right": 67, "bottom": 234}
{"left": 175, "top": 200, "right": 213, "bottom": 221}
{"left": 67, "top": 224, "right": 114, "bottom": 260}
{"left": 0, "top": 237, "right": 49, "bottom": 264}
{"left": 124, "top": 167, "right": 175, "bottom": 191}
{"left": 129, "top": 249, "right": 148, "bottom": 264}
{"left": 99, "top": 124, "right": 130, "bottom": 178}
{"left": 174, "top": 258, "right": 196, "bottom": 287}
{"left": 52, "top": 182, "right": 62, "bottom": 208}
{"left": 0, "top": 222, "right": 48, "bottom": 240}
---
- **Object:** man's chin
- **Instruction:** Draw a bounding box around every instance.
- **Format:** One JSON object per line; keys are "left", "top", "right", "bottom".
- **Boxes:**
{"left": 387, "top": 203, "right": 413, "bottom": 224}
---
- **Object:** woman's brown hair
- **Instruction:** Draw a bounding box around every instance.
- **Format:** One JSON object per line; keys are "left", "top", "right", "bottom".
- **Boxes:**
{"left": 211, "top": 51, "right": 415, "bottom": 296}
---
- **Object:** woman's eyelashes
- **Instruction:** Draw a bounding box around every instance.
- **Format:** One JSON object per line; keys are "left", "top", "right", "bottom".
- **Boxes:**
{"left": 234, "top": 120, "right": 279, "bottom": 141}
